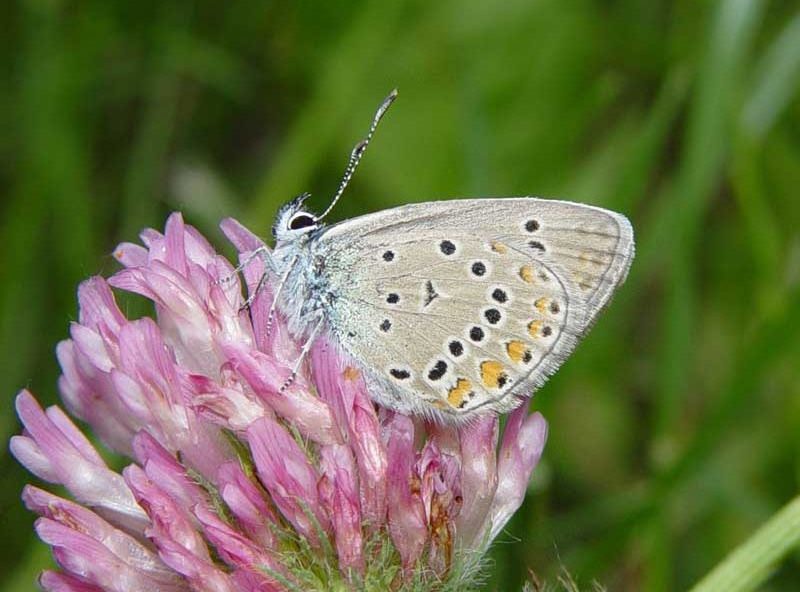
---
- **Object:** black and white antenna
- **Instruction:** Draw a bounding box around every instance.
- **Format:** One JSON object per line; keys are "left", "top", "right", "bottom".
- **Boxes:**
{"left": 317, "top": 89, "right": 398, "bottom": 222}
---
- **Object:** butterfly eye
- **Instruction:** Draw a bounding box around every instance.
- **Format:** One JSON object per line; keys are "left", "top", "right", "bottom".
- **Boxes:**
{"left": 289, "top": 213, "right": 317, "bottom": 230}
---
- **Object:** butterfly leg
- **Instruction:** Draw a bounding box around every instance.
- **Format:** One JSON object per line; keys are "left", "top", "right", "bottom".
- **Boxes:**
{"left": 239, "top": 272, "right": 268, "bottom": 313}
{"left": 264, "top": 254, "right": 298, "bottom": 336}
{"left": 231, "top": 247, "right": 277, "bottom": 313}
{"left": 279, "top": 318, "right": 323, "bottom": 392}
{"left": 220, "top": 245, "right": 273, "bottom": 284}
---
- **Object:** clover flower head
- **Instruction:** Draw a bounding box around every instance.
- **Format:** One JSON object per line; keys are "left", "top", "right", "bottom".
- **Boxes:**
{"left": 11, "top": 213, "right": 548, "bottom": 591}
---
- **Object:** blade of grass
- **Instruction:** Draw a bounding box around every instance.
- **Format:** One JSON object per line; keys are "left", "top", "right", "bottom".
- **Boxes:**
{"left": 741, "top": 10, "right": 800, "bottom": 140}
{"left": 649, "top": 5, "right": 764, "bottom": 587}
{"left": 730, "top": 9, "right": 800, "bottom": 309}
{"left": 623, "top": 0, "right": 765, "bottom": 306}
{"left": 687, "top": 493, "right": 800, "bottom": 592}
{"left": 654, "top": 286, "right": 800, "bottom": 496}
{"left": 169, "top": 30, "right": 251, "bottom": 101}
{"left": 654, "top": 0, "right": 765, "bottom": 442}
{"left": 641, "top": 510, "right": 671, "bottom": 592}
{"left": 3, "top": 542, "right": 54, "bottom": 592}
{"left": 729, "top": 136, "right": 782, "bottom": 308}
{"left": 551, "top": 278, "right": 800, "bottom": 580}
{"left": 566, "top": 67, "right": 689, "bottom": 213}
{"left": 0, "top": 2, "right": 95, "bottom": 585}
{"left": 48, "top": 11, "right": 96, "bottom": 304}
{"left": 610, "top": 69, "right": 691, "bottom": 215}
{"left": 0, "top": 3, "right": 96, "bottom": 433}
{"left": 248, "top": 0, "right": 408, "bottom": 228}
{"left": 120, "top": 7, "right": 188, "bottom": 240}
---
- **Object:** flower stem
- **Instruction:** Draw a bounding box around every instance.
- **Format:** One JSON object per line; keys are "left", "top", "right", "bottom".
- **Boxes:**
{"left": 688, "top": 493, "right": 800, "bottom": 592}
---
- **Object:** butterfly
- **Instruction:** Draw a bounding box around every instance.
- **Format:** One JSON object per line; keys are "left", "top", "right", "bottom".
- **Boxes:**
{"left": 253, "top": 90, "right": 634, "bottom": 422}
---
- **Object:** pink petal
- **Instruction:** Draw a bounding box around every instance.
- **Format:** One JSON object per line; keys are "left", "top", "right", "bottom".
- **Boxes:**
{"left": 184, "top": 223, "right": 226, "bottom": 269}
{"left": 138, "top": 227, "right": 164, "bottom": 251}
{"left": 220, "top": 217, "right": 294, "bottom": 356}
{"left": 115, "top": 319, "right": 230, "bottom": 480}
{"left": 114, "top": 217, "right": 255, "bottom": 379}
{"left": 194, "top": 504, "right": 284, "bottom": 579}
{"left": 10, "top": 391, "right": 148, "bottom": 534}
{"left": 455, "top": 415, "right": 499, "bottom": 548}
{"left": 40, "top": 571, "right": 105, "bottom": 592}
{"left": 486, "top": 403, "right": 548, "bottom": 544}
{"left": 230, "top": 569, "right": 286, "bottom": 592}
{"left": 319, "top": 445, "right": 364, "bottom": 572}
{"left": 247, "top": 415, "right": 331, "bottom": 544}
{"left": 76, "top": 277, "right": 127, "bottom": 338}
{"left": 111, "top": 264, "right": 219, "bottom": 375}
{"left": 225, "top": 342, "right": 339, "bottom": 445}
{"left": 416, "top": 440, "right": 462, "bottom": 573}
{"left": 163, "top": 212, "right": 189, "bottom": 276}
{"left": 187, "top": 373, "right": 268, "bottom": 432}
{"left": 123, "top": 464, "right": 208, "bottom": 558}
{"left": 124, "top": 465, "right": 235, "bottom": 592}
{"left": 217, "top": 461, "right": 278, "bottom": 549}
{"left": 132, "top": 431, "right": 207, "bottom": 510}
{"left": 154, "top": 541, "right": 236, "bottom": 592}
{"left": 383, "top": 412, "right": 427, "bottom": 569}
{"left": 113, "top": 241, "right": 149, "bottom": 268}
{"left": 9, "top": 435, "right": 51, "bottom": 479}
{"left": 56, "top": 339, "right": 136, "bottom": 456}
{"left": 220, "top": 217, "right": 266, "bottom": 253}
{"left": 70, "top": 323, "right": 115, "bottom": 373}
{"left": 23, "top": 486, "right": 177, "bottom": 586}
{"left": 311, "top": 341, "right": 387, "bottom": 528}
{"left": 35, "top": 519, "right": 184, "bottom": 591}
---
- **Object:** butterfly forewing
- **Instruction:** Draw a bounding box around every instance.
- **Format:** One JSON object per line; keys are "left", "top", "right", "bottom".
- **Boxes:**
{"left": 315, "top": 198, "right": 633, "bottom": 419}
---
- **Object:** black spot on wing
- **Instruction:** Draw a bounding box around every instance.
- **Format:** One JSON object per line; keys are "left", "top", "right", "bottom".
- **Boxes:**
{"left": 424, "top": 280, "right": 439, "bottom": 307}
{"left": 449, "top": 340, "right": 464, "bottom": 357}
{"left": 469, "top": 326, "right": 484, "bottom": 342}
{"left": 428, "top": 360, "right": 447, "bottom": 381}
{"left": 491, "top": 288, "right": 507, "bottom": 303}
{"left": 439, "top": 240, "right": 456, "bottom": 255}
{"left": 528, "top": 241, "right": 546, "bottom": 252}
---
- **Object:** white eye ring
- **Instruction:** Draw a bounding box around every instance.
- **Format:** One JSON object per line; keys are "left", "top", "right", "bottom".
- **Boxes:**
{"left": 288, "top": 213, "right": 317, "bottom": 231}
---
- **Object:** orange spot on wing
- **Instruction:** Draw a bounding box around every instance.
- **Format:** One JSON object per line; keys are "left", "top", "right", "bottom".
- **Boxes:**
{"left": 480, "top": 360, "right": 507, "bottom": 388}
{"left": 490, "top": 241, "right": 507, "bottom": 254}
{"left": 519, "top": 265, "right": 535, "bottom": 283}
{"left": 506, "top": 340, "right": 528, "bottom": 363}
{"left": 343, "top": 367, "right": 361, "bottom": 381}
{"left": 528, "top": 320, "right": 543, "bottom": 337}
{"left": 534, "top": 297, "right": 549, "bottom": 313}
{"left": 447, "top": 378, "right": 472, "bottom": 408}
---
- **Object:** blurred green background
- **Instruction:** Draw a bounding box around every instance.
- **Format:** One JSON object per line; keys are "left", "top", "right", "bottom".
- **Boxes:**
{"left": 2, "top": 0, "right": 800, "bottom": 590}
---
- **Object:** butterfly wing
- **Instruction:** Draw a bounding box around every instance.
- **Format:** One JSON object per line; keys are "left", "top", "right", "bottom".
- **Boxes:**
{"left": 314, "top": 197, "right": 634, "bottom": 420}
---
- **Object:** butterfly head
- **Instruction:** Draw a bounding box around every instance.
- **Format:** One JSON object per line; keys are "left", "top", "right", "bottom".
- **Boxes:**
{"left": 272, "top": 193, "right": 321, "bottom": 243}
{"left": 272, "top": 90, "right": 398, "bottom": 248}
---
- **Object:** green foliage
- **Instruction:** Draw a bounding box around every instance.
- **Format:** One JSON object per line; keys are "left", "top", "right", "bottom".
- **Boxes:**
{"left": 2, "top": 0, "right": 800, "bottom": 590}
{"left": 689, "top": 493, "right": 800, "bottom": 592}
{"left": 522, "top": 565, "right": 606, "bottom": 592}
{"left": 264, "top": 523, "right": 489, "bottom": 592}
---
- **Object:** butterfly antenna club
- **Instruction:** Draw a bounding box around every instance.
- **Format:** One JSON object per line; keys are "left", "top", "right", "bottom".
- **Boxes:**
{"left": 318, "top": 89, "right": 398, "bottom": 221}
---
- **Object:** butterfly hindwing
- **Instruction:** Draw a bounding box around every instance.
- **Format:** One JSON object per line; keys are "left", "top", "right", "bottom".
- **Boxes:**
{"left": 314, "top": 198, "right": 634, "bottom": 419}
